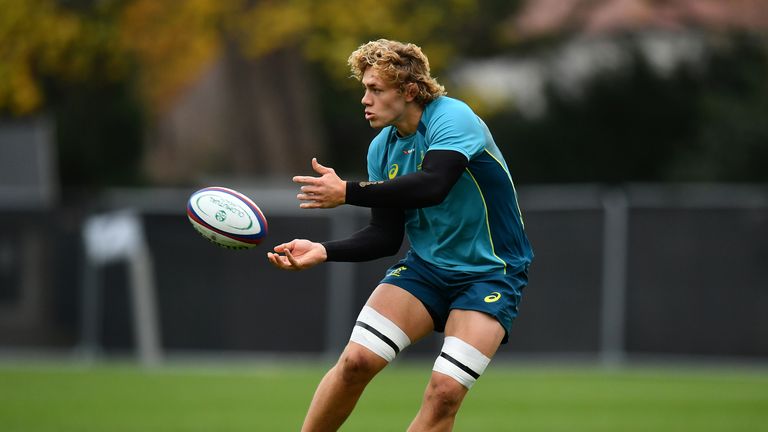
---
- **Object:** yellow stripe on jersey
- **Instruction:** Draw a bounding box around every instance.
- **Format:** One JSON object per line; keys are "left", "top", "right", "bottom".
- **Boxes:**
{"left": 483, "top": 149, "right": 526, "bottom": 229}
{"left": 464, "top": 167, "right": 508, "bottom": 274}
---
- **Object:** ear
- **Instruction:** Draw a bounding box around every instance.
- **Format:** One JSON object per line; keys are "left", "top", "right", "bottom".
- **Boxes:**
{"left": 403, "top": 83, "right": 418, "bottom": 102}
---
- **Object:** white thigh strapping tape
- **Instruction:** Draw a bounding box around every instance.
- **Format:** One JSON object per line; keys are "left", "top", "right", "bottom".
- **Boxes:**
{"left": 349, "top": 306, "right": 411, "bottom": 362}
{"left": 433, "top": 336, "right": 491, "bottom": 389}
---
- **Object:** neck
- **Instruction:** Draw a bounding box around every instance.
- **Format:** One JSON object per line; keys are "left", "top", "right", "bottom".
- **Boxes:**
{"left": 394, "top": 103, "right": 424, "bottom": 137}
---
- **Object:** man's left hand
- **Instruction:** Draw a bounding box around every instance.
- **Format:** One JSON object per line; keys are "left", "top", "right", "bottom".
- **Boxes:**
{"left": 293, "top": 158, "right": 346, "bottom": 209}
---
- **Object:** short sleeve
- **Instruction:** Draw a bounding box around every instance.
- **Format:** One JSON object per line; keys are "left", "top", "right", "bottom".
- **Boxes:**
{"left": 367, "top": 127, "right": 391, "bottom": 181}
{"left": 425, "top": 99, "right": 485, "bottom": 160}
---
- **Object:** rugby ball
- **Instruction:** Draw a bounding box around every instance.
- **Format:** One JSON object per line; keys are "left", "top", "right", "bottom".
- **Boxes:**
{"left": 186, "top": 187, "right": 268, "bottom": 249}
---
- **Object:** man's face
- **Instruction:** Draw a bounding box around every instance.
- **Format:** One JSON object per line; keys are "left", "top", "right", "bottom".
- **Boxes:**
{"left": 360, "top": 68, "right": 407, "bottom": 129}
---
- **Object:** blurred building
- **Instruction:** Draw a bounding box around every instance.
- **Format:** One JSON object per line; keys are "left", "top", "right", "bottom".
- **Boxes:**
{"left": 453, "top": 0, "right": 768, "bottom": 119}
{"left": 511, "top": 0, "right": 768, "bottom": 38}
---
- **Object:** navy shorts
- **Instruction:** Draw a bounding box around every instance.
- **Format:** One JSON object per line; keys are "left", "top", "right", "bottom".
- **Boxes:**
{"left": 380, "top": 252, "right": 527, "bottom": 344}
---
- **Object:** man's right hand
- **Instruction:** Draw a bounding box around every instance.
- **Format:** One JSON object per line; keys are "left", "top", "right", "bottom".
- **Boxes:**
{"left": 267, "top": 239, "right": 327, "bottom": 271}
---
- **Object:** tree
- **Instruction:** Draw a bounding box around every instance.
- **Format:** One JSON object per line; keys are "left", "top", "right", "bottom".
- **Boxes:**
{"left": 2, "top": 0, "right": 490, "bottom": 185}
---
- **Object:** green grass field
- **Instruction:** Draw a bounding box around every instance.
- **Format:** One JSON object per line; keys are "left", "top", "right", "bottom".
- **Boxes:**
{"left": 1, "top": 361, "right": 767, "bottom": 431}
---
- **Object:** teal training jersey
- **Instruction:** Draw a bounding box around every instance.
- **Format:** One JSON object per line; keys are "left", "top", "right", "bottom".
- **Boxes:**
{"left": 366, "top": 96, "right": 533, "bottom": 274}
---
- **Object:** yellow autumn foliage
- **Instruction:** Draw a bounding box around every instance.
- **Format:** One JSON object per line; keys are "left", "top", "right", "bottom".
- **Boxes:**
{"left": 0, "top": 0, "right": 80, "bottom": 114}
{"left": 118, "top": 0, "right": 241, "bottom": 113}
{"left": 234, "top": 0, "right": 476, "bottom": 81}
{"left": 0, "top": 0, "right": 478, "bottom": 115}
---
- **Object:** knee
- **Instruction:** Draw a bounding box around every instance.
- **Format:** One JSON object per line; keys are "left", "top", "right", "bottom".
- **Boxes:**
{"left": 337, "top": 346, "right": 383, "bottom": 386}
{"left": 423, "top": 374, "right": 465, "bottom": 418}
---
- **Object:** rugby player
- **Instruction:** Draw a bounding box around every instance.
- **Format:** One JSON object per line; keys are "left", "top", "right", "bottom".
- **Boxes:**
{"left": 268, "top": 39, "right": 533, "bottom": 432}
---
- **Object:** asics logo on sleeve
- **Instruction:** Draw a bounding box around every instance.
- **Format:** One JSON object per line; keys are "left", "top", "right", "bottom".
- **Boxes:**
{"left": 484, "top": 292, "right": 501, "bottom": 303}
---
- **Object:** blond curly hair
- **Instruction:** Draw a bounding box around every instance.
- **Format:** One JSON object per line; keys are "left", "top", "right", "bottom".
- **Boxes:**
{"left": 348, "top": 39, "right": 446, "bottom": 106}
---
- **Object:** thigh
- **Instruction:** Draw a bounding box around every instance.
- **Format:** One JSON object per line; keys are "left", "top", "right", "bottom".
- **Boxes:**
{"left": 366, "top": 283, "right": 435, "bottom": 344}
{"left": 444, "top": 309, "right": 506, "bottom": 358}
{"left": 450, "top": 270, "right": 527, "bottom": 345}
{"left": 379, "top": 253, "right": 452, "bottom": 332}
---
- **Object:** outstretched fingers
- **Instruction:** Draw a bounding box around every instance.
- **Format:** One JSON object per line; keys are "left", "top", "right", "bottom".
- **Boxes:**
{"left": 293, "top": 175, "right": 321, "bottom": 185}
{"left": 312, "top": 158, "right": 334, "bottom": 175}
{"left": 284, "top": 247, "right": 303, "bottom": 267}
{"left": 266, "top": 243, "right": 304, "bottom": 271}
{"left": 267, "top": 252, "right": 296, "bottom": 270}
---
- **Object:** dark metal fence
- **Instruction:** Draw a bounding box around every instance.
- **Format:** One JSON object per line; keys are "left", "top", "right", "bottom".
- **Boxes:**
{"left": 0, "top": 184, "right": 766, "bottom": 363}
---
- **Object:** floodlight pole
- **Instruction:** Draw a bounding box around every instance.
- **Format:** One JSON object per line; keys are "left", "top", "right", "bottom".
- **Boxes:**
{"left": 79, "top": 210, "right": 162, "bottom": 367}
{"left": 77, "top": 259, "right": 102, "bottom": 363}
{"left": 600, "top": 188, "right": 629, "bottom": 368}
{"left": 324, "top": 208, "right": 359, "bottom": 359}
{"left": 128, "top": 239, "right": 162, "bottom": 367}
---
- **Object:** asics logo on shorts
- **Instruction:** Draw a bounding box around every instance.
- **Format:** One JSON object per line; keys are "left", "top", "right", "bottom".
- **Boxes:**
{"left": 484, "top": 292, "right": 501, "bottom": 303}
{"left": 387, "top": 266, "right": 407, "bottom": 277}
